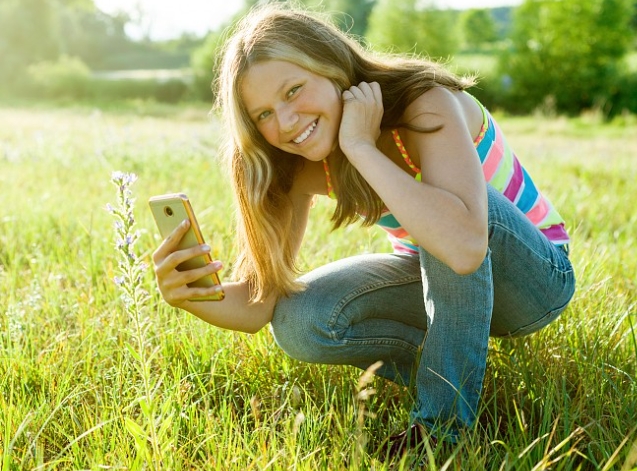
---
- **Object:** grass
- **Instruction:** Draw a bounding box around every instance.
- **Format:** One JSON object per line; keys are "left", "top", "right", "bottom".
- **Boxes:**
{"left": 0, "top": 100, "right": 636, "bottom": 470}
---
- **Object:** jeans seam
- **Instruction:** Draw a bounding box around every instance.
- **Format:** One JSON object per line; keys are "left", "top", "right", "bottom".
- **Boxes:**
{"left": 341, "top": 337, "right": 421, "bottom": 353}
{"left": 506, "top": 286, "right": 574, "bottom": 337}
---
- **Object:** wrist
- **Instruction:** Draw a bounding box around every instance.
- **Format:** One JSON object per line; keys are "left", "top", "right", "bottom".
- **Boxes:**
{"left": 341, "top": 141, "right": 378, "bottom": 163}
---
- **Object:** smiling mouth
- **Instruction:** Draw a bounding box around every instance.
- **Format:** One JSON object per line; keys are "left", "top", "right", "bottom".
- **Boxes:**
{"left": 293, "top": 120, "right": 318, "bottom": 144}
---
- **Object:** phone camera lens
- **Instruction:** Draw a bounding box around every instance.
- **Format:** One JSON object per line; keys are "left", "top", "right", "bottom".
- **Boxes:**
{"left": 164, "top": 206, "right": 174, "bottom": 217}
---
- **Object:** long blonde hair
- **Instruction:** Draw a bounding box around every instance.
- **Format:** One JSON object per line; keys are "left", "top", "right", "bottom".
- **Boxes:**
{"left": 215, "top": 4, "right": 474, "bottom": 301}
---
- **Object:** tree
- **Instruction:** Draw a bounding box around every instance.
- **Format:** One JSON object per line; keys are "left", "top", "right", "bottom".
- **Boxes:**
{"left": 460, "top": 8, "right": 498, "bottom": 50}
{"left": 502, "top": 0, "right": 635, "bottom": 114}
{"left": 0, "top": 0, "right": 58, "bottom": 86}
{"left": 322, "top": 0, "right": 377, "bottom": 37}
{"left": 57, "top": 7, "right": 132, "bottom": 69}
{"left": 0, "top": 0, "right": 136, "bottom": 87}
{"left": 365, "top": 0, "right": 459, "bottom": 59}
{"left": 191, "top": 29, "right": 225, "bottom": 101}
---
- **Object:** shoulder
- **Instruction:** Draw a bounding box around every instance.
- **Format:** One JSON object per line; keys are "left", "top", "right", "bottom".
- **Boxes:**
{"left": 402, "top": 87, "right": 459, "bottom": 124}
{"left": 401, "top": 87, "right": 483, "bottom": 140}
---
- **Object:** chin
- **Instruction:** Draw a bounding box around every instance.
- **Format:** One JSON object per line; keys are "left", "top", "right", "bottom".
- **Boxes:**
{"left": 300, "top": 154, "right": 325, "bottom": 163}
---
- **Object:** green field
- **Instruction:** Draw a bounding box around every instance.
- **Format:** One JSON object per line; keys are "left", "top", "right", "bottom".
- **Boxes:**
{"left": 1, "top": 102, "right": 636, "bottom": 470}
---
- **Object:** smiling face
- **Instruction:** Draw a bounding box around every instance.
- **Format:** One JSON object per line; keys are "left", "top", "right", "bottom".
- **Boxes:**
{"left": 241, "top": 60, "right": 343, "bottom": 162}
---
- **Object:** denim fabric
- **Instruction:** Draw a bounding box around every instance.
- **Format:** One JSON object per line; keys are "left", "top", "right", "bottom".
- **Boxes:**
{"left": 271, "top": 184, "right": 576, "bottom": 439}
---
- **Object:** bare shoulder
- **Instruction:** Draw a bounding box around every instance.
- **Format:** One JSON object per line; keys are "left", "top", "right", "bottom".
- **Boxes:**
{"left": 403, "top": 87, "right": 483, "bottom": 137}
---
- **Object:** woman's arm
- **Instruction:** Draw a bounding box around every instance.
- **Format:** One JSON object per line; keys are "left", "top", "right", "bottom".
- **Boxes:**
{"left": 340, "top": 84, "right": 488, "bottom": 274}
{"left": 152, "top": 167, "right": 317, "bottom": 334}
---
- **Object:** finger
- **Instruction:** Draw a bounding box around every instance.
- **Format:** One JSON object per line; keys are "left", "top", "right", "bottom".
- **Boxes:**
{"left": 163, "top": 268, "right": 224, "bottom": 306}
{"left": 155, "top": 243, "right": 211, "bottom": 278}
{"left": 369, "top": 81, "right": 382, "bottom": 102}
{"left": 343, "top": 87, "right": 366, "bottom": 103}
{"left": 177, "top": 284, "right": 224, "bottom": 305}
{"left": 351, "top": 85, "right": 368, "bottom": 99}
{"left": 152, "top": 218, "right": 190, "bottom": 264}
{"left": 358, "top": 81, "right": 382, "bottom": 103}
{"left": 357, "top": 81, "right": 373, "bottom": 93}
{"left": 186, "top": 285, "right": 224, "bottom": 300}
{"left": 342, "top": 89, "right": 356, "bottom": 103}
{"left": 174, "top": 261, "right": 223, "bottom": 287}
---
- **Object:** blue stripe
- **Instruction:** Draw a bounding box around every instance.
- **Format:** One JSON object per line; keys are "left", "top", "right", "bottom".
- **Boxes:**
{"left": 475, "top": 119, "right": 496, "bottom": 163}
{"left": 377, "top": 213, "right": 401, "bottom": 229}
{"left": 516, "top": 167, "right": 539, "bottom": 213}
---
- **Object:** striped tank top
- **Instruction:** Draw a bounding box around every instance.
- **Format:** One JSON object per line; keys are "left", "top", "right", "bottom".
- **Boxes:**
{"left": 323, "top": 96, "right": 570, "bottom": 255}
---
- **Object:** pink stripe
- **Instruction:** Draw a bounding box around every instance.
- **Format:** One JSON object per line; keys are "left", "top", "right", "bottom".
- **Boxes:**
{"left": 392, "top": 243, "right": 418, "bottom": 255}
{"left": 526, "top": 197, "right": 549, "bottom": 225}
{"left": 503, "top": 157, "right": 523, "bottom": 201}
{"left": 540, "top": 224, "right": 570, "bottom": 243}
{"left": 481, "top": 130, "right": 504, "bottom": 181}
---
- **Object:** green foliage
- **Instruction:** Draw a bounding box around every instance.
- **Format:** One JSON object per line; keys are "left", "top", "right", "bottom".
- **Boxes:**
{"left": 460, "top": 9, "right": 498, "bottom": 50}
{"left": 608, "top": 71, "right": 637, "bottom": 116}
{"left": 501, "top": 0, "right": 636, "bottom": 114}
{"left": 190, "top": 30, "right": 226, "bottom": 103}
{"left": 17, "top": 57, "right": 189, "bottom": 103}
{"left": 55, "top": 7, "right": 130, "bottom": 70}
{"left": 0, "top": 0, "right": 194, "bottom": 102}
{"left": 319, "top": 0, "right": 377, "bottom": 37}
{"left": 89, "top": 78, "right": 189, "bottom": 103}
{"left": 0, "top": 0, "right": 131, "bottom": 76}
{"left": 0, "top": 0, "right": 59, "bottom": 87}
{"left": 26, "top": 55, "right": 92, "bottom": 99}
{"left": 366, "top": 0, "right": 459, "bottom": 59}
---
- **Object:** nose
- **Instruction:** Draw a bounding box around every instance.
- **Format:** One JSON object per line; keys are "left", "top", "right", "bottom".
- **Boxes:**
{"left": 277, "top": 106, "right": 299, "bottom": 133}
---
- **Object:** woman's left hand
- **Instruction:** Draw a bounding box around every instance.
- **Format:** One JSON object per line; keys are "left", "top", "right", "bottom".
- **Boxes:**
{"left": 338, "top": 81, "right": 384, "bottom": 157}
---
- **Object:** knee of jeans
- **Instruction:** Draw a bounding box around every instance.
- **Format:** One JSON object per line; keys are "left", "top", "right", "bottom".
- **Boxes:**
{"left": 271, "top": 291, "right": 336, "bottom": 364}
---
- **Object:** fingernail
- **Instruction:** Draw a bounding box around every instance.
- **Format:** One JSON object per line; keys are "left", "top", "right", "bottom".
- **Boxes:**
{"left": 212, "top": 261, "right": 222, "bottom": 269}
{"left": 201, "top": 244, "right": 211, "bottom": 252}
{"left": 181, "top": 219, "right": 189, "bottom": 227}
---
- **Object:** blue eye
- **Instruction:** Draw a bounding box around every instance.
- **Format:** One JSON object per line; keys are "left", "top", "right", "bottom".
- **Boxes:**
{"left": 257, "top": 110, "right": 271, "bottom": 121}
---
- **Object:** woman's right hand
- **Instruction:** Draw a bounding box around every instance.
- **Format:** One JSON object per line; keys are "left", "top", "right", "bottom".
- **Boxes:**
{"left": 152, "top": 219, "right": 224, "bottom": 308}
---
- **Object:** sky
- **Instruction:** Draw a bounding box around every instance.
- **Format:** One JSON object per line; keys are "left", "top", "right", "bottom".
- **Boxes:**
{"left": 94, "top": 0, "right": 522, "bottom": 41}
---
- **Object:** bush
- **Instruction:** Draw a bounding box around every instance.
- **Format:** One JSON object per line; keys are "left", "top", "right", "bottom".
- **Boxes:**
{"left": 366, "top": 0, "right": 460, "bottom": 59}
{"left": 606, "top": 71, "right": 637, "bottom": 117}
{"left": 465, "top": 74, "right": 512, "bottom": 112}
{"left": 88, "top": 78, "right": 189, "bottom": 103}
{"left": 501, "top": 0, "right": 635, "bottom": 115}
{"left": 26, "top": 55, "right": 91, "bottom": 99}
{"left": 190, "top": 30, "right": 225, "bottom": 103}
{"left": 450, "top": 52, "right": 508, "bottom": 112}
{"left": 20, "top": 56, "right": 189, "bottom": 103}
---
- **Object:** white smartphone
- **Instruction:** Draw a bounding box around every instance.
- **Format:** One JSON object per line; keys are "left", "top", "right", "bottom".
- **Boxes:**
{"left": 149, "top": 193, "right": 224, "bottom": 301}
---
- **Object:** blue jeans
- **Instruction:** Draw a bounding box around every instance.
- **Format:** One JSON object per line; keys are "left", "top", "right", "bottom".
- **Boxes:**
{"left": 271, "top": 185, "right": 576, "bottom": 440}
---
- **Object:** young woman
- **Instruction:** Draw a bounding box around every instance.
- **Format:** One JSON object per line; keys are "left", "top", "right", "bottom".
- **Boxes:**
{"left": 152, "top": 4, "right": 576, "bottom": 453}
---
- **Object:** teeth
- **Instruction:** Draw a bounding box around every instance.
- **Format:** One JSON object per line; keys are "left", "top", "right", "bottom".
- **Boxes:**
{"left": 293, "top": 121, "right": 317, "bottom": 144}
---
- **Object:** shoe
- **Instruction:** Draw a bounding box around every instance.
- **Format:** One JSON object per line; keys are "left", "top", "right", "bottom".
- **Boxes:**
{"left": 383, "top": 423, "right": 438, "bottom": 458}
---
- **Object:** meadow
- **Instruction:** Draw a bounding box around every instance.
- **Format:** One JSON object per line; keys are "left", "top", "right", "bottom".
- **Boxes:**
{"left": 0, "top": 100, "right": 636, "bottom": 470}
